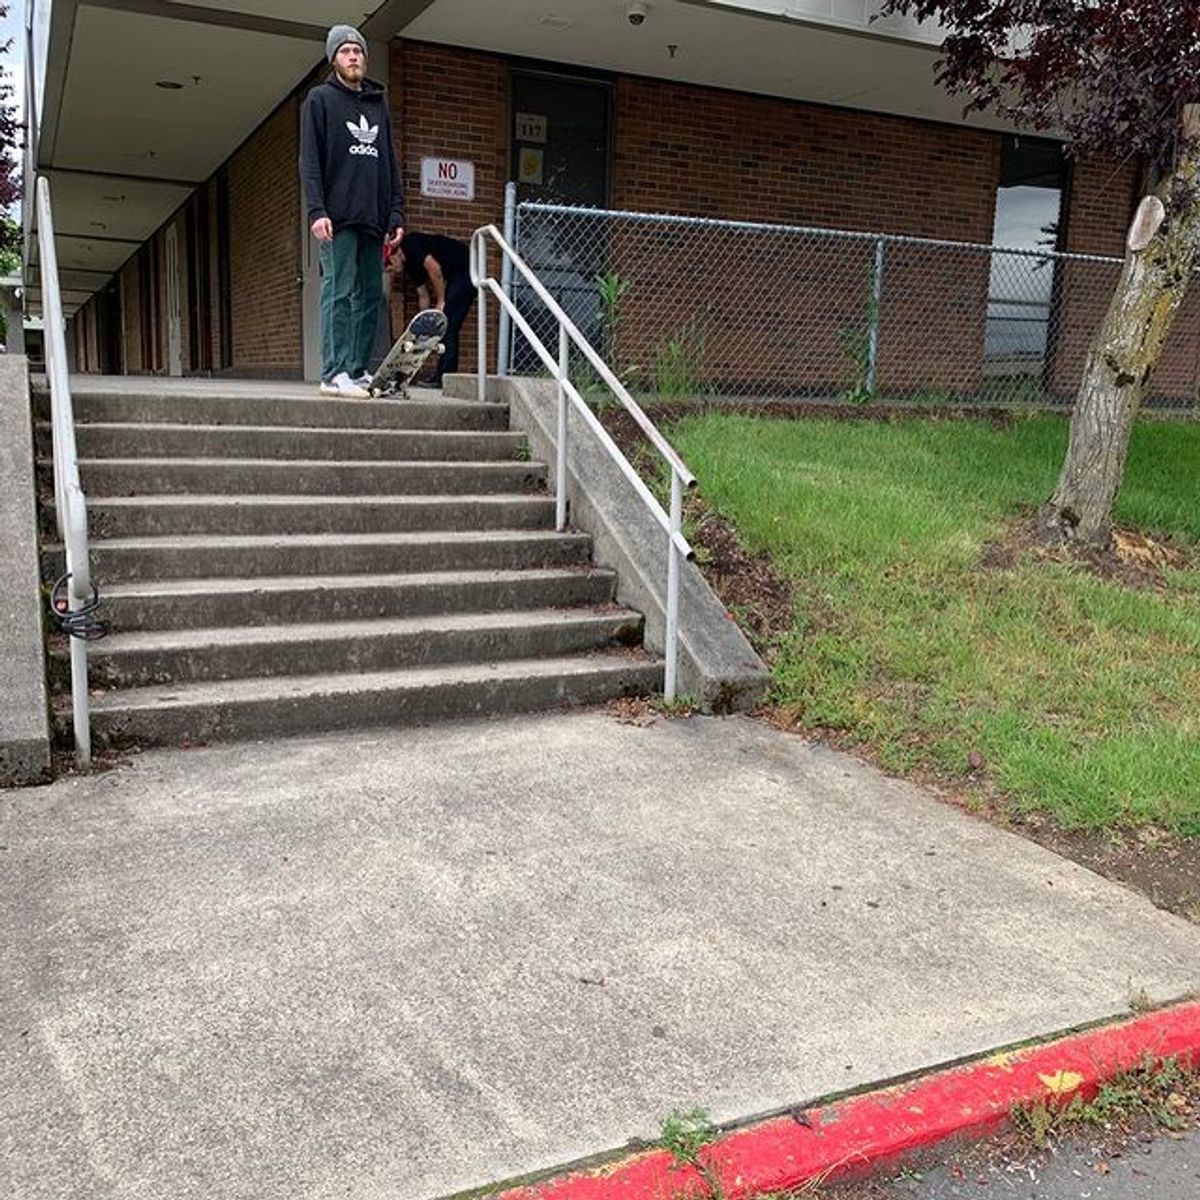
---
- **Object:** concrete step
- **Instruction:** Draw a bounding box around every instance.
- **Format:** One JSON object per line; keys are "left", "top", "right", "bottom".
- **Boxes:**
{"left": 81, "top": 494, "right": 556, "bottom": 538}
{"left": 55, "top": 654, "right": 664, "bottom": 749}
{"left": 62, "top": 457, "right": 546, "bottom": 497}
{"left": 44, "top": 529, "right": 593, "bottom": 583}
{"left": 75, "top": 608, "right": 643, "bottom": 687}
{"left": 36, "top": 390, "right": 509, "bottom": 431}
{"left": 99, "top": 567, "right": 619, "bottom": 631}
{"left": 50, "top": 423, "right": 527, "bottom": 463}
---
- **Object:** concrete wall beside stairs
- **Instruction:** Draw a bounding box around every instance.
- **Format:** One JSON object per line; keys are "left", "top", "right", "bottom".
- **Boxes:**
{"left": 445, "top": 374, "right": 769, "bottom": 712}
{"left": 0, "top": 356, "right": 52, "bottom": 785}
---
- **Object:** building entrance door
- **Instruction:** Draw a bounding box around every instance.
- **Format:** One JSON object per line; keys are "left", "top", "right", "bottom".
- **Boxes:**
{"left": 509, "top": 71, "right": 611, "bottom": 367}
{"left": 511, "top": 71, "right": 610, "bottom": 209}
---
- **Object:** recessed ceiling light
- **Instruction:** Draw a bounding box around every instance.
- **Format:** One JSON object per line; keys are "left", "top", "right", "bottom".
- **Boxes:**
{"left": 537, "top": 14, "right": 572, "bottom": 29}
{"left": 89, "top": 221, "right": 107, "bottom": 230}
{"left": 155, "top": 80, "right": 184, "bottom": 90}
{"left": 101, "top": 194, "right": 126, "bottom": 203}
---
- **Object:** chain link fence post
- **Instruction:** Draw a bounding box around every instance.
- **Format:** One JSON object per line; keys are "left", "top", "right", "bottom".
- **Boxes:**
{"left": 497, "top": 181, "right": 517, "bottom": 377}
{"left": 866, "top": 235, "right": 886, "bottom": 399}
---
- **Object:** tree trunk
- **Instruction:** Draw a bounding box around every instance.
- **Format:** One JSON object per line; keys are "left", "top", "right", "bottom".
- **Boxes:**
{"left": 1041, "top": 126, "right": 1200, "bottom": 549}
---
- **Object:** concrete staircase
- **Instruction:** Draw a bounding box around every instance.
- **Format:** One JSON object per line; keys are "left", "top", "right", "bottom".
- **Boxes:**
{"left": 36, "top": 381, "right": 662, "bottom": 750}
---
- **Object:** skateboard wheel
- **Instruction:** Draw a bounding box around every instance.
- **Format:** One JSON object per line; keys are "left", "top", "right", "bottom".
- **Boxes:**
{"left": 436, "top": 343, "right": 445, "bottom": 354}
{"left": 402, "top": 340, "right": 414, "bottom": 352}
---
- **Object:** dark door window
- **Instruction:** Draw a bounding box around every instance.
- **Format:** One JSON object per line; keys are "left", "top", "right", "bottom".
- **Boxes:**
{"left": 510, "top": 71, "right": 612, "bottom": 368}
{"left": 511, "top": 72, "right": 610, "bottom": 208}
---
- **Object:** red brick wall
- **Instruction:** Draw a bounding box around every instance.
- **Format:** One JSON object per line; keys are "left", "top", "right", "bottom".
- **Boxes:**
{"left": 607, "top": 77, "right": 999, "bottom": 395}
{"left": 390, "top": 41, "right": 509, "bottom": 371}
{"left": 227, "top": 97, "right": 303, "bottom": 375}
{"left": 1050, "top": 156, "right": 1199, "bottom": 404}
{"left": 613, "top": 77, "right": 999, "bottom": 237}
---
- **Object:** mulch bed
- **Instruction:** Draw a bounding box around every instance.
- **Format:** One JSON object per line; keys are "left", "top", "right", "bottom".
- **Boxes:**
{"left": 982, "top": 515, "right": 1193, "bottom": 592}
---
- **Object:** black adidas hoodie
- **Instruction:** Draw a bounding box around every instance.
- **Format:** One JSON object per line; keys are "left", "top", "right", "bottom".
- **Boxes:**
{"left": 299, "top": 74, "right": 404, "bottom": 236}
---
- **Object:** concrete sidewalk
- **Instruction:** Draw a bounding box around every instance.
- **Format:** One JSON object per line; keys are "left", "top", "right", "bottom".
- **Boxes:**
{"left": 2, "top": 712, "right": 1198, "bottom": 1200}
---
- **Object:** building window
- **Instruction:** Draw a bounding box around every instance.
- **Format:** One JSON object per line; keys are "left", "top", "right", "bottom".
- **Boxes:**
{"left": 985, "top": 136, "right": 1067, "bottom": 378}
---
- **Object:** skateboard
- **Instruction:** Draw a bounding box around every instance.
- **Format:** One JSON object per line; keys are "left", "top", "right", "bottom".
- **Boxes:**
{"left": 369, "top": 308, "right": 448, "bottom": 397}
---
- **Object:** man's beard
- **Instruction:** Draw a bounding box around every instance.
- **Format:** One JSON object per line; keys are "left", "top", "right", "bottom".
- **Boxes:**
{"left": 334, "top": 63, "right": 364, "bottom": 86}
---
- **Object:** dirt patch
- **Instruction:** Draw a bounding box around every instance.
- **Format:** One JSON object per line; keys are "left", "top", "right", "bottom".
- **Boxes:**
{"left": 599, "top": 407, "right": 797, "bottom": 664}
{"left": 1010, "top": 817, "right": 1200, "bottom": 924}
{"left": 604, "top": 694, "right": 698, "bottom": 726}
{"left": 982, "top": 515, "right": 1194, "bottom": 592}
{"left": 685, "top": 498, "right": 795, "bottom": 661}
{"left": 606, "top": 696, "right": 661, "bottom": 727}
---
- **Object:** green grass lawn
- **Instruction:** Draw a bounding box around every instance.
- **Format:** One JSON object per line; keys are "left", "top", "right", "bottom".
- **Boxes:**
{"left": 669, "top": 413, "right": 1200, "bottom": 835}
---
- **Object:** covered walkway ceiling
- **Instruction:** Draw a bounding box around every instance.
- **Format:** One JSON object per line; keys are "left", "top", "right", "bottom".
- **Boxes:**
{"left": 31, "top": 0, "right": 435, "bottom": 314}
{"left": 405, "top": 0, "right": 968, "bottom": 124}
{"left": 33, "top": 0, "right": 1003, "bottom": 316}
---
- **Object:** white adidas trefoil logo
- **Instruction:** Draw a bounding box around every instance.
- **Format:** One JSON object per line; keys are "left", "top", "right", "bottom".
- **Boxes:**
{"left": 346, "top": 115, "right": 380, "bottom": 158}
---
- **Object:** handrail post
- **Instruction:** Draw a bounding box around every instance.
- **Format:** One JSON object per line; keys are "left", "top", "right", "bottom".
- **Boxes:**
{"left": 69, "top": 630, "right": 91, "bottom": 765}
{"left": 477, "top": 254, "right": 488, "bottom": 403}
{"left": 665, "top": 471, "right": 683, "bottom": 703}
{"left": 556, "top": 323, "right": 569, "bottom": 531}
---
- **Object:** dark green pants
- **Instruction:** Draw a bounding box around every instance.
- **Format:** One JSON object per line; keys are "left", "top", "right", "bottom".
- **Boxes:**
{"left": 319, "top": 227, "right": 383, "bottom": 380}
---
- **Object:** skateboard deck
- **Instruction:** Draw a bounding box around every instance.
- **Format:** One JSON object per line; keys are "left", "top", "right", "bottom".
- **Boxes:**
{"left": 369, "top": 309, "right": 448, "bottom": 397}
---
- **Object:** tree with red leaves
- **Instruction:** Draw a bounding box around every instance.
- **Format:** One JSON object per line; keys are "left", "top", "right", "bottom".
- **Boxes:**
{"left": 0, "top": 2, "right": 22, "bottom": 269}
{"left": 880, "top": 0, "right": 1200, "bottom": 548}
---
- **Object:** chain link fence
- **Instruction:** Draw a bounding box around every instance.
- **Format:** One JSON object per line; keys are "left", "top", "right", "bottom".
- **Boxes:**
{"left": 508, "top": 202, "right": 1200, "bottom": 412}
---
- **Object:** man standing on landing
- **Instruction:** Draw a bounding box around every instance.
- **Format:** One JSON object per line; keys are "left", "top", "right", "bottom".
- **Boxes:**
{"left": 300, "top": 25, "right": 403, "bottom": 398}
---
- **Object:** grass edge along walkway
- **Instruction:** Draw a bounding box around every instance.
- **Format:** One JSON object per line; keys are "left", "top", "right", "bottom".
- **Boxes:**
{"left": 667, "top": 412, "right": 1200, "bottom": 837}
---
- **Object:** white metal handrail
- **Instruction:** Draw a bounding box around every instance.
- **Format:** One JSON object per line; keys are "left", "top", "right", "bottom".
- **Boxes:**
{"left": 470, "top": 223, "right": 697, "bottom": 701}
{"left": 36, "top": 176, "right": 92, "bottom": 767}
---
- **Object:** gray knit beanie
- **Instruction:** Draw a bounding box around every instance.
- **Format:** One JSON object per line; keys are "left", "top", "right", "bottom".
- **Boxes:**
{"left": 326, "top": 24, "right": 367, "bottom": 62}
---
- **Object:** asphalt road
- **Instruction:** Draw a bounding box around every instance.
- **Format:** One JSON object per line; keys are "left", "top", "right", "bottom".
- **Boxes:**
{"left": 836, "top": 1126, "right": 1200, "bottom": 1200}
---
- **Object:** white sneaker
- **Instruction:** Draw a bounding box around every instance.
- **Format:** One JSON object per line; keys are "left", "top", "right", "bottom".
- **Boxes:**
{"left": 354, "top": 373, "right": 373, "bottom": 389}
{"left": 318, "top": 379, "right": 339, "bottom": 396}
{"left": 331, "top": 371, "right": 369, "bottom": 399}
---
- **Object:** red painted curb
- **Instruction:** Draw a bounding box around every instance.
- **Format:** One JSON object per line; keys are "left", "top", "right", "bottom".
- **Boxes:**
{"left": 499, "top": 1000, "right": 1200, "bottom": 1200}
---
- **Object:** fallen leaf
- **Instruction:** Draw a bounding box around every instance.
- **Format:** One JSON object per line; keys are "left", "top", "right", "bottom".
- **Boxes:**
{"left": 1039, "top": 1069, "right": 1085, "bottom": 1096}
